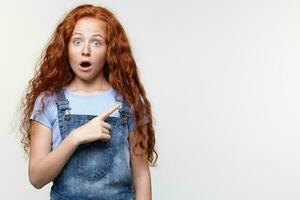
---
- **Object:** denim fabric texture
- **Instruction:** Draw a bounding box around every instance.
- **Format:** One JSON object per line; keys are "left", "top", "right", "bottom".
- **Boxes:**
{"left": 50, "top": 89, "right": 135, "bottom": 200}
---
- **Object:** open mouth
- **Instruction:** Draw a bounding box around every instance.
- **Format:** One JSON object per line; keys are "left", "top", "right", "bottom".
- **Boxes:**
{"left": 80, "top": 61, "right": 91, "bottom": 68}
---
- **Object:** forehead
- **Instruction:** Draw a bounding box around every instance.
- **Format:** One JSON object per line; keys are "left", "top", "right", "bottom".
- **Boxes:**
{"left": 72, "top": 17, "right": 106, "bottom": 38}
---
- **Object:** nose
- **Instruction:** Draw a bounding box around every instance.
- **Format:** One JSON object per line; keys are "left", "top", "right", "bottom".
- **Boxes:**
{"left": 81, "top": 43, "right": 91, "bottom": 56}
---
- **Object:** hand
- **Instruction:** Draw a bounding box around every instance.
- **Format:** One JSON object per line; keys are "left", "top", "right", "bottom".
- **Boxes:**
{"left": 71, "top": 104, "right": 121, "bottom": 145}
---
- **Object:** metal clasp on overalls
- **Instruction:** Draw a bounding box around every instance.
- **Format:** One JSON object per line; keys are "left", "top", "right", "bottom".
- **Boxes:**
{"left": 64, "top": 108, "right": 72, "bottom": 121}
{"left": 119, "top": 108, "right": 130, "bottom": 125}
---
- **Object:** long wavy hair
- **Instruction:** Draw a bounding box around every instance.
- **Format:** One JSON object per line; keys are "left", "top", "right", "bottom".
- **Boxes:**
{"left": 19, "top": 4, "right": 157, "bottom": 166}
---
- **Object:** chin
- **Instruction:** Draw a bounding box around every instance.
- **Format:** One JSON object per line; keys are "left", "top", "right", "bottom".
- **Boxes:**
{"left": 77, "top": 74, "right": 99, "bottom": 82}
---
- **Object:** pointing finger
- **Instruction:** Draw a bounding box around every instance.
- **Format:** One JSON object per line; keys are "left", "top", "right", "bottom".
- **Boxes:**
{"left": 99, "top": 104, "right": 120, "bottom": 120}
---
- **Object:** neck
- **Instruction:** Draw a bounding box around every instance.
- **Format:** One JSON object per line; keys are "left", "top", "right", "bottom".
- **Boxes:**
{"left": 67, "top": 74, "right": 111, "bottom": 95}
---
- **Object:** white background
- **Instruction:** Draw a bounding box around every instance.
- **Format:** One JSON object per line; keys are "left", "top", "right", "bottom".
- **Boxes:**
{"left": 1, "top": 0, "right": 300, "bottom": 199}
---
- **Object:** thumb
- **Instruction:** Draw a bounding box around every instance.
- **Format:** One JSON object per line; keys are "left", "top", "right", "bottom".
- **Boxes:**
{"left": 98, "top": 104, "right": 121, "bottom": 120}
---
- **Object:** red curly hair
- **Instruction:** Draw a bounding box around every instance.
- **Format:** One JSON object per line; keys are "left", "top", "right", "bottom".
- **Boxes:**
{"left": 19, "top": 4, "right": 157, "bottom": 166}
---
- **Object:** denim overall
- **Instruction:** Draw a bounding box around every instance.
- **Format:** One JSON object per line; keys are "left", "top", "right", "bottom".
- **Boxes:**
{"left": 50, "top": 89, "right": 135, "bottom": 200}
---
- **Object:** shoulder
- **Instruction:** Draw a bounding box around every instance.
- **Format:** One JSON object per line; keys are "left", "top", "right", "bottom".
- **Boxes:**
{"left": 35, "top": 91, "right": 56, "bottom": 108}
{"left": 31, "top": 91, "right": 57, "bottom": 119}
{"left": 30, "top": 91, "right": 57, "bottom": 129}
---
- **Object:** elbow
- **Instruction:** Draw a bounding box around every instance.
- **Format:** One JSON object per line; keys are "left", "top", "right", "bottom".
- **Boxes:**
{"left": 29, "top": 175, "right": 45, "bottom": 189}
{"left": 31, "top": 182, "right": 43, "bottom": 190}
{"left": 29, "top": 178, "right": 44, "bottom": 189}
{"left": 28, "top": 168, "right": 46, "bottom": 189}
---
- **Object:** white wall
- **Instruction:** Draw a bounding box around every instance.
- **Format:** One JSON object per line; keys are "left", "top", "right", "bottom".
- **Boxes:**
{"left": 1, "top": 0, "right": 300, "bottom": 199}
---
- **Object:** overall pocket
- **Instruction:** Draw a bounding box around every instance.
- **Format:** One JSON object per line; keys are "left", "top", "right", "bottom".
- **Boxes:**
{"left": 76, "top": 139, "right": 115, "bottom": 180}
{"left": 74, "top": 117, "right": 128, "bottom": 180}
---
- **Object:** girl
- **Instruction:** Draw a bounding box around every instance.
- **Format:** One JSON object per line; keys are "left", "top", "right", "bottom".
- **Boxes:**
{"left": 19, "top": 4, "right": 157, "bottom": 200}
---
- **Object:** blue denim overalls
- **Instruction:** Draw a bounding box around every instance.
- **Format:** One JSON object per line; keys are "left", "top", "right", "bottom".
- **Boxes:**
{"left": 50, "top": 89, "right": 135, "bottom": 200}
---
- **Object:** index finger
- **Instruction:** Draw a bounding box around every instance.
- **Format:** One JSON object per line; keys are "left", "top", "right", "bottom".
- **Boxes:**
{"left": 98, "top": 104, "right": 121, "bottom": 120}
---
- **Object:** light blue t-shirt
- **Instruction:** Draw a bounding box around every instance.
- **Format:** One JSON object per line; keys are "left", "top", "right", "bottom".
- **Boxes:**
{"left": 30, "top": 87, "right": 148, "bottom": 150}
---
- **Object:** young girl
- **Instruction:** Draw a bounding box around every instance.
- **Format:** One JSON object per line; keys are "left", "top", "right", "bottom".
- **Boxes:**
{"left": 19, "top": 4, "right": 157, "bottom": 200}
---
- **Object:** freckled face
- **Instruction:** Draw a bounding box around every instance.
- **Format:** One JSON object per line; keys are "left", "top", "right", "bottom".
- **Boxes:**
{"left": 68, "top": 17, "right": 107, "bottom": 81}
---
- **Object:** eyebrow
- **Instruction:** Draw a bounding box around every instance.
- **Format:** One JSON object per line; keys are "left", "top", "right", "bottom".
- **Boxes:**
{"left": 72, "top": 32, "right": 105, "bottom": 39}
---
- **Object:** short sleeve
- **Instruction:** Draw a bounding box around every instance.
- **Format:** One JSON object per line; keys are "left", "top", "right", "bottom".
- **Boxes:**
{"left": 30, "top": 93, "right": 53, "bottom": 129}
{"left": 127, "top": 95, "right": 150, "bottom": 132}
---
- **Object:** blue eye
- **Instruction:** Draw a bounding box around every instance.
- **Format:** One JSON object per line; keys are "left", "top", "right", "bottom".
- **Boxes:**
{"left": 91, "top": 40, "right": 102, "bottom": 47}
{"left": 73, "top": 39, "right": 82, "bottom": 46}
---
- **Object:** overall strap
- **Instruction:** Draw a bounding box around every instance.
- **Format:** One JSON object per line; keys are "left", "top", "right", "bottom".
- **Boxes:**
{"left": 55, "top": 89, "right": 70, "bottom": 112}
{"left": 55, "top": 89, "right": 72, "bottom": 132}
{"left": 115, "top": 94, "right": 131, "bottom": 126}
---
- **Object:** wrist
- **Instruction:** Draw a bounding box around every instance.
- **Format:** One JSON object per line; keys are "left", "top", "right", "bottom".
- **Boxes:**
{"left": 68, "top": 129, "right": 81, "bottom": 147}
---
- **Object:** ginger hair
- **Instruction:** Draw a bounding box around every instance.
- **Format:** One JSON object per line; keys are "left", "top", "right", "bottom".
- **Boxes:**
{"left": 19, "top": 4, "right": 157, "bottom": 166}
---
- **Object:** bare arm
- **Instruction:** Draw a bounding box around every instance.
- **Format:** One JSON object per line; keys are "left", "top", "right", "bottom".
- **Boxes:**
{"left": 28, "top": 104, "right": 119, "bottom": 189}
{"left": 129, "top": 125, "right": 152, "bottom": 200}
{"left": 28, "top": 121, "right": 79, "bottom": 189}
